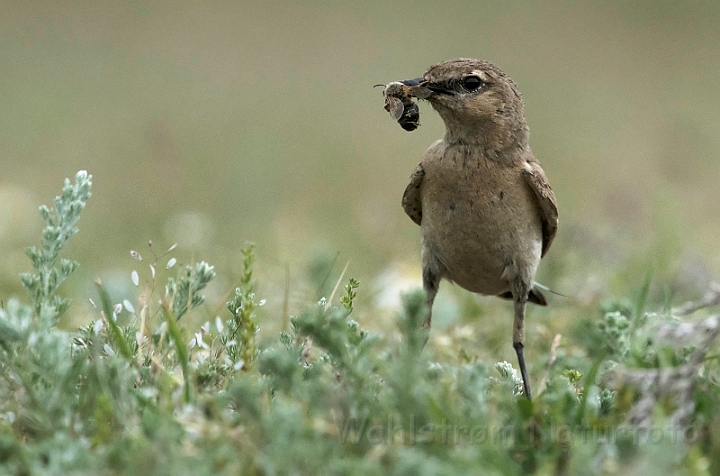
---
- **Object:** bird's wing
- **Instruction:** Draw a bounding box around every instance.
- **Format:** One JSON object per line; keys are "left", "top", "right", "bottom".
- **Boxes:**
{"left": 402, "top": 163, "right": 425, "bottom": 226}
{"left": 523, "top": 159, "right": 558, "bottom": 257}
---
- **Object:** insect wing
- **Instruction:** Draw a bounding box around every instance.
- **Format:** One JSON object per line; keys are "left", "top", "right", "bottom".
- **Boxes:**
{"left": 385, "top": 96, "right": 405, "bottom": 122}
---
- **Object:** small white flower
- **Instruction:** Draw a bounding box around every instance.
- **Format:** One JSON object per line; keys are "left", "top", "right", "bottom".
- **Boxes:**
{"left": 131, "top": 270, "right": 139, "bottom": 286}
{"left": 103, "top": 344, "right": 116, "bottom": 357}
{"left": 150, "top": 264, "right": 156, "bottom": 279}
{"left": 166, "top": 258, "right": 177, "bottom": 269}
{"left": 195, "top": 332, "right": 209, "bottom": 349}
{"left": 189, "top": 337, "right": 197, "bottom": 349}
{"left": 93, "top": 320, "right": 103, "bottom": 334}
{"left": 123, "top": 300, "right": 135, "bottom": 313}
{"left": 215, "top": 316, "right": 224, "bottom": 333}
{"left": 202, "top": 321, "right": 211, "bottom": 333}
{"left": 258, "top": 299, "right": 266, "bottom": 306}
{"left": 130, "top": 250, "right": 142, "bottom": 261}
{"left": 234, "top": 360, "right": 245, "bottom": 370}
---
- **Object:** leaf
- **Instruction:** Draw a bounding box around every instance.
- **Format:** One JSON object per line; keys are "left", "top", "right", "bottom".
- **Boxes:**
{"left": 95, "top": 281, "right": 133, "bottom": 360}
{"left": 162, "top": 302, "right": 192, "bottom": 403}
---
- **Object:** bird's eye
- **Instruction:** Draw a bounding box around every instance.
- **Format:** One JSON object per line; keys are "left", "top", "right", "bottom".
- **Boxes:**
{"left": 461, "top": 75, "right": 483, "bottom": 92}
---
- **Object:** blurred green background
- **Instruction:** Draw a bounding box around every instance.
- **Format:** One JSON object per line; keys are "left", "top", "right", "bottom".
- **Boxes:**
{"left": 2, "top": 1, "right": 720, "bottom": 329}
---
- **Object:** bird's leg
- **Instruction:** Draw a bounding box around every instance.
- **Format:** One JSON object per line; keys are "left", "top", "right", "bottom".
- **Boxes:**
{"left": 422, "top": 266, "right": 441, "bottom": 330}
{"left": 513, "top": 296, "right": 532, "bottom": 400}
{"left": 416, "top": 245, "right": 444, "bottom": 350}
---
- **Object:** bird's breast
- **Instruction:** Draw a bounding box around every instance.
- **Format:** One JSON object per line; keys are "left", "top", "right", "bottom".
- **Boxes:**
{"left": 419, "top": 147, "right": 543, "bottom": 294}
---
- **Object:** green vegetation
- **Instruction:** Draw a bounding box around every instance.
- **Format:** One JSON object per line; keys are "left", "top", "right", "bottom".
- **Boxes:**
{"left": 2, "top": 4, "right": 720, "bottom": 474}
{"left": 2, "top": 173, "right": 720, "bottom": 475}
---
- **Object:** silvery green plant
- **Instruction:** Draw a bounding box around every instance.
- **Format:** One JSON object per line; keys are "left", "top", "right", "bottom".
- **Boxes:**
{"left": 167, "top": 261, "right": 216, "bottom": 320}
{"left": 0, "top": 171, "right": 93, "bottom": 441}
{"left": 20, "top": 170, "right": 92, "bottom": 325}
{"left": 224, "top": 244, "right": 261, "bottom": 369}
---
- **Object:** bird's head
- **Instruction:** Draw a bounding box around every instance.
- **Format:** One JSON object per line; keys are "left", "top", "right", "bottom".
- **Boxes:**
{"left": 401, "top": 58, "right": 529, "bottom": 151}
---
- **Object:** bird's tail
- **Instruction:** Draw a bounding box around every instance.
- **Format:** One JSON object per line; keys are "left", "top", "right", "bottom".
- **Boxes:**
{"left": 497, "top": 282, "right": 566, "bottom": 307}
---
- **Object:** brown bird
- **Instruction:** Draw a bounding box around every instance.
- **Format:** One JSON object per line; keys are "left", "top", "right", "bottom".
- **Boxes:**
{"left": 386, "top": 58, "right": 558, "bottom": 399}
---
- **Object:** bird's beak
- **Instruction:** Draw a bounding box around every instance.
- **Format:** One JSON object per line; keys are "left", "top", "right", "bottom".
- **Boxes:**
{"left": 400, "top": 77, "right": 425, "bottom": 86}
{"left": 400, "top": 77, "right": 433, "bottom": 99}
{"left": 400, "top": 77, "right": 451, "bottom": 99}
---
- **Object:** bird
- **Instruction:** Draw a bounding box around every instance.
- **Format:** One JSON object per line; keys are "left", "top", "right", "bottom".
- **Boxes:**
{"left": 385, "top": 58, "right": 558, "bottom": 400}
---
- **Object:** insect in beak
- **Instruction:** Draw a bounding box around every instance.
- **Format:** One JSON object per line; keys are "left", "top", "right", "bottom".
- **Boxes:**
{"left": 380, "top": 81, "right": 421, "bottom": 131}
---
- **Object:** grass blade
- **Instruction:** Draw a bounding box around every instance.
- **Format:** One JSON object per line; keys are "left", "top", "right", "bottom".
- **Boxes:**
{"left": 162, "top": 301, "right": 192, "bottom": 403}
{"left": 94, "top": 280, "right": 133, "bottom": 360}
